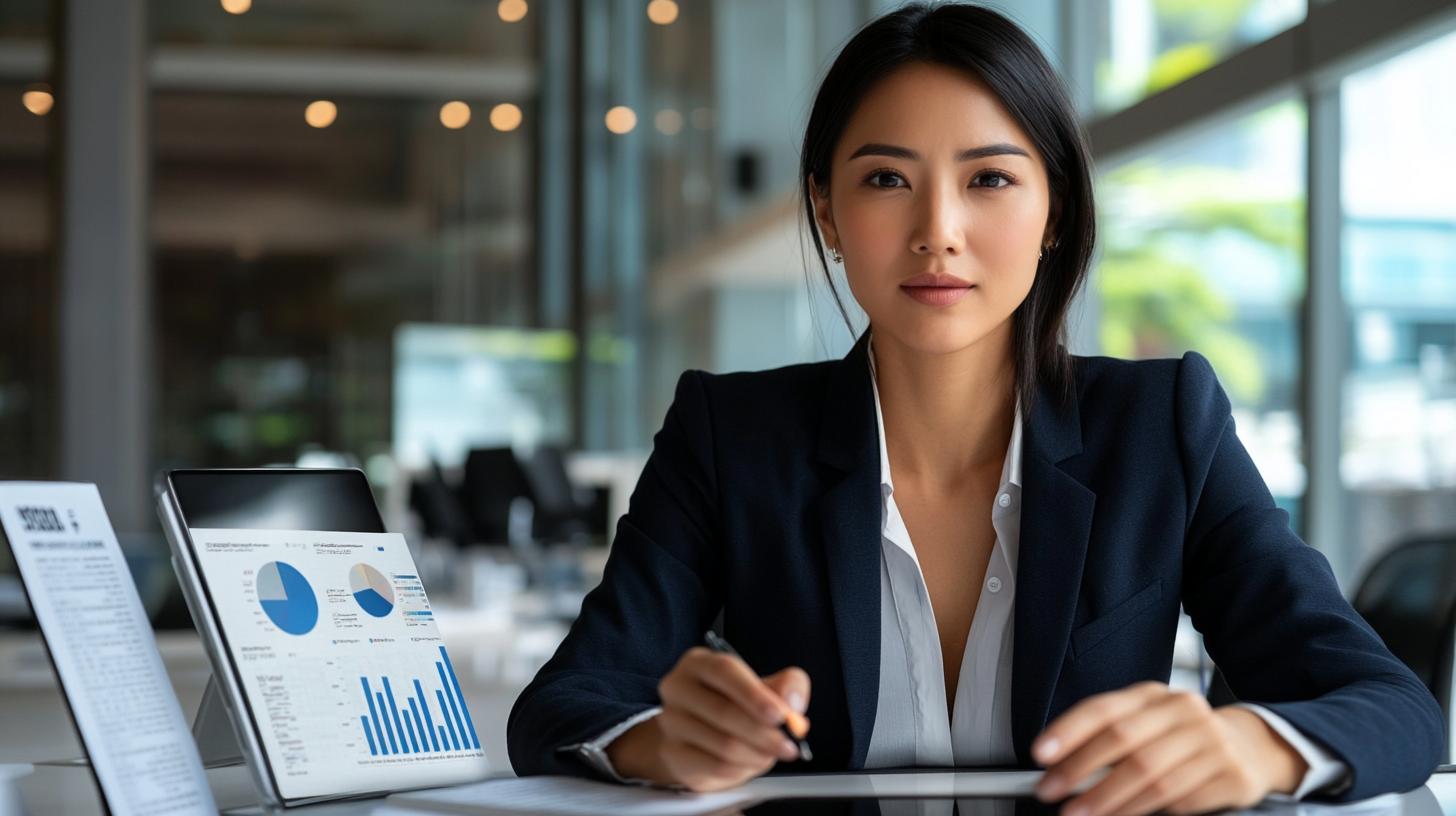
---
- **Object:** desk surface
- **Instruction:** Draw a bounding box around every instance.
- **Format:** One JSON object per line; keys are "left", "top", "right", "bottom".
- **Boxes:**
{"left": 8, "top": 766, "right": 1456, "bottom": 816}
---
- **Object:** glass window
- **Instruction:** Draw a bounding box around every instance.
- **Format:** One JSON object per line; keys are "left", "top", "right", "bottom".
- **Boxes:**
{"left": 1097, "top": 101, "right": 1307, "bottom": 525}
{"left": 1094, "top": 0, "right": 1306, "bottom": 115}
{"left": 0, "top": 0, "right": 54, "bottom": 479}
{"left": 1340, "top": 30, "right": 1456, "bottom": 576}
{"left": 149, "top": 1, "right": 539, "bottom": 473}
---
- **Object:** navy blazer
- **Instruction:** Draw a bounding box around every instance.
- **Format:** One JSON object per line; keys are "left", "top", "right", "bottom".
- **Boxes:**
{"left": 508, "top": 339, "right": 1443, "bottom": 800}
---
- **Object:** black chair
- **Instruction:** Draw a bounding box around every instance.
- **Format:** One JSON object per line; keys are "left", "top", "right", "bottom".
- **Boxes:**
{"left": 1352, "top": 533, "right": 1456, "bottom": 760}
{"left": 517, "top": 446, "right": 604, "bottom": 542}
{"left": 459, "top": 447, "right": 534, "bottom": 544}
{"left": 408, "top": 461, "right": 474, "bottom": 547}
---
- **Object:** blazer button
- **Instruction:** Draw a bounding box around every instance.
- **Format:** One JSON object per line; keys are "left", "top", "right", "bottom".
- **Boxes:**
{"left": 987, "top": 576, "right": 1002, "bottom": 593}
{"left": 997, "top": 493, "right": 1011, "bottom": 508}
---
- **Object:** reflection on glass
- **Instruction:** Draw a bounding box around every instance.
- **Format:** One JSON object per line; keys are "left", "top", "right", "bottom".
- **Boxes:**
{"left": 1094, "top": 0, "right": 1306, "bottom": 114}
{"left": 1341, "top": 31, "right": 1456, "bottom": 573}
{"left": 1097, "top": 101, "right": 1307, "bottom": 521}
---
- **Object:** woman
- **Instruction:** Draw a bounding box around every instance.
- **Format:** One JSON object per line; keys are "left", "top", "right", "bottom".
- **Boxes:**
{"left": 507, "top": 5, "right": 1442, "bottom": 815}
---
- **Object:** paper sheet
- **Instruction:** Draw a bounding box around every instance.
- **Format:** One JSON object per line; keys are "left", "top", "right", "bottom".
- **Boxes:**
{"left": 0, "top": 482, "right": 217, "bottom": 816}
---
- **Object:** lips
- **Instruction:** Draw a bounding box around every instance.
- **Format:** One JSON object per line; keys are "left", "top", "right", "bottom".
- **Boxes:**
{"left": 900, "top": 272, "right": 974, "bottom": 307}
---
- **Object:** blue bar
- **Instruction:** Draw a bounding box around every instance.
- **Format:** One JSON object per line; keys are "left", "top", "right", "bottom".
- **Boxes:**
{"left": 383, "top": 678, "right": 411, "bottom": 754}
{"left": 436, "top": 689, "right": 461, "bottom": 750}
{"left": 403, "top": 706, "right": 420, "bottom": 753}
{"left": 408, "top": 698, "right": 433, "bottom": 753}
{"left": 414, "top": 680, "right": 440, "bottom": 751}
{"left": 438, "top": 725, "right": 449, "bottom": 750}
{"left": 440, "top": 648, "right": 481, "bottom": 749}
{"left": 376, "top": 691, "right": 399, "bottom": 754}
{"left": 436, "top": 662, "right": 469, "bottom": 750}
{"left": 362, "top": 679, "right": 388, "bottom": 752}
{"left": 361, "top": 716, "right": 378, "bottom": 756}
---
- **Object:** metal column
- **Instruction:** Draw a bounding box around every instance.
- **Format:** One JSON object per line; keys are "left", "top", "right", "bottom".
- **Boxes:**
{"left": 56, "top": 0, "right": 151, "bottom": 532}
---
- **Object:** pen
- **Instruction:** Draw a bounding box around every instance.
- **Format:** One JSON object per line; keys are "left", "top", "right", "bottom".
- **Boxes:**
{"left": 703, "top": 630, "right": 813, "bottom": 762}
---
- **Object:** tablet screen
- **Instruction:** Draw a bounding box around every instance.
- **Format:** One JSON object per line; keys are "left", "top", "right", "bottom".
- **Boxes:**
{"left": 169, "top": 471, "right": 489, "bottom": 801}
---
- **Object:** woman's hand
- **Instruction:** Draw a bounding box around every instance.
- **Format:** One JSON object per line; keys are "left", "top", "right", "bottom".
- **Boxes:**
{"left": 1032, "top": 682, "right": 1307, "bottom": 816}
{"left": 606, "top": 647, "right": 810, "bottom": 791}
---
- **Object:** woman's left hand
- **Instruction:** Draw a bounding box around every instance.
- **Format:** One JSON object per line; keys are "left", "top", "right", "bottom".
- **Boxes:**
{"left": 1032, "top": 681, "right": 1308, "bottom": 816}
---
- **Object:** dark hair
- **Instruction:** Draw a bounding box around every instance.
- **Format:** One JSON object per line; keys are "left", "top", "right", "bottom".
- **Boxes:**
{"left": 800, "top": 2, "right": 1095, "bottom": 413}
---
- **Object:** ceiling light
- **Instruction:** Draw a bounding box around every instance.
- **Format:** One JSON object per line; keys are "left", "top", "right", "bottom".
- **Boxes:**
{"left": 22, "top": 90, "right": 53, "bottom": 116}
{"left": 221, "top": 0, "right": 251, "bottom": 13}
{"left": 498, "top": 0, "right": 528, "bottom": 22}
{"left": 605, "top": 106, "right": 637, "bottom": 134}
{"left": 654, "top": 109, "right": 683, "bottom": 135}
{"left": 305, "top": 100, "right": 337, "bottom": 128}
{"left": 647, "top": 0, "right": 678, "bottom": 24}
{"left": 440, "top": 101, "right": 472, "bottom": 129}
{"left": 490, "top": 103, "right": 523, "bottom": 131}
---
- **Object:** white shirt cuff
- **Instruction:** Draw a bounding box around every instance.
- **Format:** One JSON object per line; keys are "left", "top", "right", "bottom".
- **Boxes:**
{"left": 1237, "top": 703, "right": 1351, "bottom": 799}
{"left": 558, "top": 707, "right": 662, "bottom": 784}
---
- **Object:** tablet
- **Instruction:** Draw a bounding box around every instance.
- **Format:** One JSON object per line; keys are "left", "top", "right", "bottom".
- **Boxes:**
{"left": 157, "top": 468, "right": 490, "bottom": 807}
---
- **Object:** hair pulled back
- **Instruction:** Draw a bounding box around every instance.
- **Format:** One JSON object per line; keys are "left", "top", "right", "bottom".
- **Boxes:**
{"left": 801, "top": 2, "right": 1096, "bottom": 412}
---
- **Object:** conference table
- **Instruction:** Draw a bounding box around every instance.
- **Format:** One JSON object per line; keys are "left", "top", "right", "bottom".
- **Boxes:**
{"left": 6, "top": 763, "right": 1456, "bottom": 816}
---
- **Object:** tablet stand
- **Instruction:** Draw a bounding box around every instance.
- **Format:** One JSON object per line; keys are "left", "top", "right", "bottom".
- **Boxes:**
{"left": 192, "top": 675, "right": 245, "bottom": 769}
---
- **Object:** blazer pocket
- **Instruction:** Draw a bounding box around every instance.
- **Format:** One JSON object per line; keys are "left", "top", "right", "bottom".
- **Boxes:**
{"left": 1071, "top": 579, "right": 1163, "bottom": 659}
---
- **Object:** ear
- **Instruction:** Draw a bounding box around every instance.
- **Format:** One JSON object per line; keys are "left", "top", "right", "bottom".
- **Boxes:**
{"left": 1042, "top": 192, "right": 1062, "bottom": 250}
{"left": 809, "top": 176, "right": 841, "bottom": 256}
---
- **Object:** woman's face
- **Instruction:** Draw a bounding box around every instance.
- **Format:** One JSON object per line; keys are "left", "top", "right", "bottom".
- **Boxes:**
{"left": 812, "top": 61, "right": 1055, "bottom": 358}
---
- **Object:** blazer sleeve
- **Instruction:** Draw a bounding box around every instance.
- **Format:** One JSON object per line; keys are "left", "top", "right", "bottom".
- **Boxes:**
{"left": 506, "top": 370, "right": 725, "bottom": 777}
{"left": 1175, "top": 352, "right": 1445, "bottom": 800}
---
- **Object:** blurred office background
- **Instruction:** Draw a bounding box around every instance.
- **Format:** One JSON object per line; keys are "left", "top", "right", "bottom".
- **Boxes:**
{"left": 2, "top": 0, "right": 1456, "bottom": 801}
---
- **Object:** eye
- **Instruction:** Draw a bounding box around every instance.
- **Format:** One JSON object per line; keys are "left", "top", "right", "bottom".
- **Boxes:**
{"left": 973, "top": 171, "right": 1015, "bottom": 189}
{"left": 865, "top": 169, "right": 907, "bottom": 189}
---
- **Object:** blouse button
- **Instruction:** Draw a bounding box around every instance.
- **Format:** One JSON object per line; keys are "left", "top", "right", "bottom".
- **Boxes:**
{"left": 987, "top": 576, "right": 1002, "bottom": 593}
{"left": 998, "top": 493, "right": 1011, "bottom": 508}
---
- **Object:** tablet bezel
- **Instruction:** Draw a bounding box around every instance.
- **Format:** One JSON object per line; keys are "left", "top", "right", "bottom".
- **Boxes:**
{"left": 157, "top": 467, "right": 397, "bottom": 808}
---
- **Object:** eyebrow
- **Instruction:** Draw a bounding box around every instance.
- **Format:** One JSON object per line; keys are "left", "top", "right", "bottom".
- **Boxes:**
{"left": 846, "top": 142, "right": 1031, "bottom": 161}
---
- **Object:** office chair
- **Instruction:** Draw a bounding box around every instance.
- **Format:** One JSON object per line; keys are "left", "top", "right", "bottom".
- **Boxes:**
{"left": 407, "top": 462, "right": 474, "bottom": 547}
{"left": 1352, "top": 533, "right": 1456, "bottom": 761}
{"left": 517, "top": 446, "right": 604, "bottom": 542}
{"left": 460, "top": 447, "right": 535, "bottom": 544}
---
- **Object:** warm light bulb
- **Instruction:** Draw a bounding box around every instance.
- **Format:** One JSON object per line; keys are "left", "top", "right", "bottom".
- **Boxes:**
{"left": 221, "top": 0, "right": 251, "bottom": 13}
{"left": 490, "top": 103, "right": 523, "bottom": 131}
{"left": 646, "top": 0, "right": 678, "bottom": 24}
{"left": 654, "top": 109, "right": 683, "bottom": 135}
{"left": 440, "top": 101, "right": 472, "bottom": 129}
{"left": 605, "top": 106, "right": 637, "bottom": 134}
{"left": 305, "top": 100, "right": 337, "bottom": 128}
{"left": 22, "top": 90, "right": 53, "bottom": 116}
{"left": 498, "top": 0, "right": 528, "bottom": 22}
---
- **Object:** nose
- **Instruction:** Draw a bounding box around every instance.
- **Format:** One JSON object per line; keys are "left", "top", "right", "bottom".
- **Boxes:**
{"left": 910, "top": 179, "right": 967, "bottom": 257}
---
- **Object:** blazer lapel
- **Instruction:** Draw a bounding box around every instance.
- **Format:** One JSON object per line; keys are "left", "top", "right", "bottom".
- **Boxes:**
{"left": 816, "top": 335, "right": 882, "bottom": 769}
{"left": 1011, "top": 382, "right": 1097, "bottom": 764}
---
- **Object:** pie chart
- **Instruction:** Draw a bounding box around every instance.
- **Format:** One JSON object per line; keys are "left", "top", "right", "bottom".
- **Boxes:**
{"left": 349, "top": 563, "right": 395, "bottom": 618}
{"left": 257, "top": 561, "right": 318, "bottom": 635}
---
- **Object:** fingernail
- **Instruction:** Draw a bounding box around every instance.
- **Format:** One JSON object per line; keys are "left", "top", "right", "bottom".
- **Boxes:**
{"left": 780, "top": 738, "right": 798, "bottom": 758}
{"left": 761, "top": 705, "right": 782, "bottom": 724}
{"left": 1035, "top": 737, "right": 1060, "bottom": 762}
{"left": 786, "top": 691, "right": 806, "bottom": 714}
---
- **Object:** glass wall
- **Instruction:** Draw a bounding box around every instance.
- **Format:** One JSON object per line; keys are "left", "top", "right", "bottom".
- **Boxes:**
{"left": 1340, "top": 30, "right": 1456, "bottom": 576}
{"left": 1093, "top": 0, "right": 1305, "bottom": 114}
{"left": 1096, "top": 101, "right": 1307, "bottom": 524}
{"left": 149, "top": 0, "right": 539, "bottom": 473}
{"left": 0, "top": 0, "right": 54, "bottom": 480}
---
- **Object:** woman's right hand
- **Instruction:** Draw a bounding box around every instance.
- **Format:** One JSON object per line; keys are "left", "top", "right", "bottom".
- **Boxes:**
{"left": 605, "top": 646, "right": 811, "bottom": 791}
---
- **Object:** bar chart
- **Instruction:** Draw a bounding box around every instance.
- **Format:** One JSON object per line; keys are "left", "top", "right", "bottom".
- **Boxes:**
{"left": 357, "top": 646, "right": 480, "bottom": 757}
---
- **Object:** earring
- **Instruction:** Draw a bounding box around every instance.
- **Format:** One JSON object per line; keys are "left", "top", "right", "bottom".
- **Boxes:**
{"left": 829, "top": 247, "right": 844, "bottom": 264}
{"left": 1038, "top": 249, "right": 1044, "bottom": 261}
